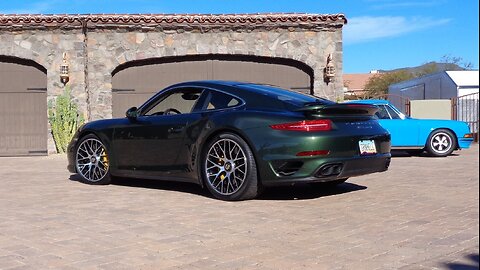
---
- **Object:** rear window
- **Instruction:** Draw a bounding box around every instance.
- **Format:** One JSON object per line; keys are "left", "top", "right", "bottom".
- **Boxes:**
{"left": 201, "top": 90, "right": 241, "bottom": 111}
{"left": 238, "top": 84, "right": 335, "bottom": 110}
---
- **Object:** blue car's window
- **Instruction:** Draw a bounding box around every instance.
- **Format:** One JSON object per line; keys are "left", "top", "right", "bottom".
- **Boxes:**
{"left": 386, "top": 105, "right": 401, "bottom": 119}
{"left": 375, "top": 105, "right": 391, "bottom": 119}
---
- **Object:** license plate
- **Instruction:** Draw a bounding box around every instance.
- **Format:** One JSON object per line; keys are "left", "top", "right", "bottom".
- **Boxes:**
{"left": 359, "top": 140, "right": 377, "bottom": 155}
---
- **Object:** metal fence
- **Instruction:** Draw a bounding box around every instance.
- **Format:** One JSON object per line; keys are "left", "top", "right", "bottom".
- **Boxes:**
{"left": 452, "top": 92, "right": 479, "bottom": 142}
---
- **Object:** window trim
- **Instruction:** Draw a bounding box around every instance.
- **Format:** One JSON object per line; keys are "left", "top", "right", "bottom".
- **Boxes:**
{"left": 139, "top": 87, "right": 206, "bottom": 117}
{"left": 375, "top": 105, "right": 392, "bottom": 120}
{"left": 137, "top": 85, "right": 246, "bottom": 116}
{"left": 190, "top": 87, "right": 246, "bottom": 113}
{"left": 387, "top": 104, "right": 407, "bottom": 120}
{"left": 196, "top": 89, "right": 243, "bottom": 113}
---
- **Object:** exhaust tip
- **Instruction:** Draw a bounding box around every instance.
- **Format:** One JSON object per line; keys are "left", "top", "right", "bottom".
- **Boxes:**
{"left": 316, "top": 163, "right": 343, "bottom": 177}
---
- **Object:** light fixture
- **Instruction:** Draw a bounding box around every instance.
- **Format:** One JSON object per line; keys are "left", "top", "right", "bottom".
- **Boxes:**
{"left": 324, "top": 53, "right": 336, "bottom": 83}
{"left": 60, "top": 52, "right": 69, "bottom": 84}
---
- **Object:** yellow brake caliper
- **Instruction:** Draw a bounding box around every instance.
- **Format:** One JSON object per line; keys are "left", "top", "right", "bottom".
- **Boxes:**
{"left": 101, "top": 149, "right": 109, "bottom": 169}
{"left": 219, "top": 157, "right": 225, "bottom": 181}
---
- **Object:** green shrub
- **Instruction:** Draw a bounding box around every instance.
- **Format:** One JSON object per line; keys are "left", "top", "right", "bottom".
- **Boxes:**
{"left": 48, "top": 87, "right": 84, "bottom": 154}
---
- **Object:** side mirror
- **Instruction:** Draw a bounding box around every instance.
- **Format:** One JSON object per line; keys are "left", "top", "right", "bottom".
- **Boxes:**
{"left": 126, "top": 107, "right": 138, "bottom": 119}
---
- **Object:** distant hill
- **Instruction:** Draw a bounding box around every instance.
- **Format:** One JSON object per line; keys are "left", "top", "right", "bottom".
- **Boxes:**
{"left": 379, "top": 62, "right": 466, "bottom": 76}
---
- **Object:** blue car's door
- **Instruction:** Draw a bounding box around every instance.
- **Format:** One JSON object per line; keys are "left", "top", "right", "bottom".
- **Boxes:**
{"left": 376, "top": 105, "right": 421, "bottom": 147}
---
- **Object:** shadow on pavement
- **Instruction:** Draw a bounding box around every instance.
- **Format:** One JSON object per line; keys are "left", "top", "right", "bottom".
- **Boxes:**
{"left": 69, "top": 174, "right": 210, "bottom": 198}
{"left": 443, "top": 253, "right": 479, "bottom": 270}
{"left": 257, "top": 182, "right": 367, "bottom": 201}
{"left": 69, "top": 175, "right": 366, "bottom": 201}
{"left": 391, "top": 150, "right": 459, "bottom": 158}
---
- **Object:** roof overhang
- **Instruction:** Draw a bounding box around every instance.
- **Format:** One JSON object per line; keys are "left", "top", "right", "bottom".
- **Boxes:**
{"left": 0, "top": 13, "right": 347, "bottom": 31}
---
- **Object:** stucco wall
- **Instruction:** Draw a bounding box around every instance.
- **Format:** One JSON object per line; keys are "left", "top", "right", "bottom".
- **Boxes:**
{"left": 410, "top": 99, "right": 452, "bottom": 120}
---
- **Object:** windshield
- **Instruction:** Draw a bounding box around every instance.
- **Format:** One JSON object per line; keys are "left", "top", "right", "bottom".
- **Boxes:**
{"left": 388, "top": 104, "right": 407, "bottom": 119}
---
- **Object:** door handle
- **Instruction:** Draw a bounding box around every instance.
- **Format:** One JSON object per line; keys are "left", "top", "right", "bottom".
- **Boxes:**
{"left": 168, "top": 127, "right": 184, "bottom": 134}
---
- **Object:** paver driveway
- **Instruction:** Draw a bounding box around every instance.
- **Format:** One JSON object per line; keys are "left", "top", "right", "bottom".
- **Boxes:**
{"left": 0, "top": 146, "right": 478, "bottom": 270}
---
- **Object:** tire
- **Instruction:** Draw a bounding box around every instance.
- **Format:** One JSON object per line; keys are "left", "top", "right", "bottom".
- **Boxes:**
{"left": 75, "top": 134, "right": 112, "bottom": 185}
{"left": 426, "top": 129, "right": 456, "bottom": 157}
{"left": 310, "top": 178, "right": 348, "bottom": 188}
{"left": 202, "top": 133, "right": 260, "bottom": 201}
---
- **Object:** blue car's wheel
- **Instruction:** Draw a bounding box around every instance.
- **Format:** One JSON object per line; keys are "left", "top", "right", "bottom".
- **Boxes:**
{"left": 426, "top": 129, "right": 456, "bottom": 157}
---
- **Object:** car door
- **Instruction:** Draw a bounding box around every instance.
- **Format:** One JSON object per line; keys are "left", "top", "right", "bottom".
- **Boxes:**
{"left": 112, "top": 87, "right": 204, "bottom": 177}
{"left": 377, "top": 104, "right": 420, "bottom": 147}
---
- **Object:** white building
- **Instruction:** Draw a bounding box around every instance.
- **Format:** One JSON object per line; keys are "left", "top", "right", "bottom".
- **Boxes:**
{"left": 389, "top": 70, "right": 479, "bottom": 100}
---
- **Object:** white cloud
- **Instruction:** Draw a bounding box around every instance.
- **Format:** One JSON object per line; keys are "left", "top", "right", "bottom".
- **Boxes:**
{"left": 344, "top": 16, "right": 451, "bottom": 44}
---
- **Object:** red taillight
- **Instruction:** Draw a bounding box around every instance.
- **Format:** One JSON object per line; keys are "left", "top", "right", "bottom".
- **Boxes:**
{"left": 270, "top": 119, "right": 332, "bottom": 132}
{"left": 296, "top": 150, "right": 330, "bottom": 156}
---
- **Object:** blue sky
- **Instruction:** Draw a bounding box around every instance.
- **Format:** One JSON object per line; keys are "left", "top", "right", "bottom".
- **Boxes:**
{"left": 1, "top": 0, "right": 478, "bottom": 73}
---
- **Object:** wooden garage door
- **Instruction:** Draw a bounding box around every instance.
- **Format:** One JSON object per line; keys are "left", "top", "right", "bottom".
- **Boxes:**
{"left": 0, "top": 62, "right": 47, "bottom": 156}
{"left": 112, "top": 58, "right": 312, "bottom": 117}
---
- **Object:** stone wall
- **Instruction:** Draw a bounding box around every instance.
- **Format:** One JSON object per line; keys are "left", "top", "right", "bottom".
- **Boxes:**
{"left": 87, "top": 28, "right": 343, "bottom": 119}
{"left": 0, "top": 14, "right": 346, "bottom": 153}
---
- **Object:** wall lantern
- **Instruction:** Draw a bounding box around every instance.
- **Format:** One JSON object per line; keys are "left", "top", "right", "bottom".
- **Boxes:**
{"left": 324, "top": 53, "right": 336, "bottom": 83}
{"left": 60, "top": 52, "right": 69, "bottom": 84}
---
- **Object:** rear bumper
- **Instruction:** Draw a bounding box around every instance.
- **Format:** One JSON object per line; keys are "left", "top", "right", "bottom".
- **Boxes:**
{"left": 262, "top": 153, "right": 391, "bottom": 186}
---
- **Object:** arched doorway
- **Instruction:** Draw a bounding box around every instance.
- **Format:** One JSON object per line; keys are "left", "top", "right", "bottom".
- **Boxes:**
{"left": 0, "top": 56, "right": 47, "bottom": 156}
{"left": 111, "top": 55, "right": 313, "bottom": 117}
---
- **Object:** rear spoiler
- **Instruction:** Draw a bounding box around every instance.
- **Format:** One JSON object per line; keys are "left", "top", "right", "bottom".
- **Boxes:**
{"left": 295, "top": 103, "right": 379, "bottom": 116}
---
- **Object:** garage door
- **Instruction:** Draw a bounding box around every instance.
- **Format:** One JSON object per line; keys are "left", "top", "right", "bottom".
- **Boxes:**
{"left": 0, "top": 61, "right": 47, "bottom": 156}
{"left": 112, "top": 57, "right": 312, "bottom": 117}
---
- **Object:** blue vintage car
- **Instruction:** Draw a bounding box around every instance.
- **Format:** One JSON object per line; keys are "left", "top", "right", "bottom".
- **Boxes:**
{"left": 346, "top": 99, "right": 474, "bottom": 157}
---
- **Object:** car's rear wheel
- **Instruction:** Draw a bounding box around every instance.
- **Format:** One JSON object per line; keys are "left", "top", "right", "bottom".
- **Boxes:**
{"left": 75, "top": 134, "right": 112, "bottom": 185}
{"left": 426, "top": 129, "right": 456, "bottom": 157}
{"left": 202, "top": 133, "right": 260, "bottom": 201}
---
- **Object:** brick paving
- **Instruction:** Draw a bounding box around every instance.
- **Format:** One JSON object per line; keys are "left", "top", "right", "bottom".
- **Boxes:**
{"left": 0, "top": 146, "right": 478, "bottom": 269}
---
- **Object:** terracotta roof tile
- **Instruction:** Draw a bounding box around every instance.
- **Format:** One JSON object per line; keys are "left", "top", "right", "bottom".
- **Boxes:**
{"left": 343, "top": 73, "right": 377, "bottom": 92}
{"left": 0, "top": 13, "right": 347, "bottom": 29}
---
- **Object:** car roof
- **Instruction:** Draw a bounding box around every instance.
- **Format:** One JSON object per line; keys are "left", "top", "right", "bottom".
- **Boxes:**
{"left": 165, "top": 80, "right": 334, "bottom": 109}
{"left": 345, "top": 99, "right": 390, "bottom": 105}
{"left": 168, "top": 80, "right": 283, "bottom": 90}
{"left": 167, "top": 80, "right": 326, "bottom": 102}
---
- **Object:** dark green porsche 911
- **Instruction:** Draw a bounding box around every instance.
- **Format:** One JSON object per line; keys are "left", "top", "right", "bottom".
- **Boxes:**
{"left": 67, "top": 81, "right": 391, "bottom": 201}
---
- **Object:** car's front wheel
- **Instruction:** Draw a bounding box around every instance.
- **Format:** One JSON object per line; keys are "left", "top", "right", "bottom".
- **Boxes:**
{"left": 75, "top": 134, "right": 112, "bottom": 185}
{"left": 202, "top": 133, "right": 260, "bottom": 201}
{"left": 426, "top": 129, "right": 456, "bottom": 157}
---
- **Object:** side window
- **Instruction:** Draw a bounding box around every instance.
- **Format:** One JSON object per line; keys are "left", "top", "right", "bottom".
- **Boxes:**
{"left": 202, "top": 91, "right": 240, "bottom": 111}
{"left": 143, "top": 88, "right": 203, "bottom": 116}
{"left": 385, "top": 105, "right": 401, "bottom": 119}
{"left": 374, "top": 105, "right": 391, "bottom": 119}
